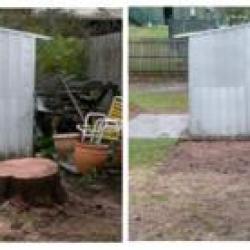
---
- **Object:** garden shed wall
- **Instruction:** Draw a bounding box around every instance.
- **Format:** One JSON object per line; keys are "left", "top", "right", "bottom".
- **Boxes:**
{"left": 189, "top": 24, "right": 250, "bottom": 137}
{"left": 0, "top": 28, "right": 47, "bottom": 159}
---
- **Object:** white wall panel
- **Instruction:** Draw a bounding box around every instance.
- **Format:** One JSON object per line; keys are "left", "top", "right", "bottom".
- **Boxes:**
{"left": 0, "top": 30, "right": 36, "bottom": 159}
{"left": 189, "top": 25, "right": 250, "bottom": 137}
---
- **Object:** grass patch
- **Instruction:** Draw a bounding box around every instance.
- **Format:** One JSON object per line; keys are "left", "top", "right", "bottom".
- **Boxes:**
{"left": 130, "top": 138, "right": 177, "bottom": 168}
{"left": 130, "top": 91, "right": 188, "bottom": 113}
{"left": 151, "top": 194, "right": 169, "bottom": 202}
{"left": 129, "top": 25, "right": 169, "bottom": 40}
{"left": 131, "top": 193, "right": 168, "bottom": 205}
{"left": 129, "top": 57, "right": 186, "bottom": 72}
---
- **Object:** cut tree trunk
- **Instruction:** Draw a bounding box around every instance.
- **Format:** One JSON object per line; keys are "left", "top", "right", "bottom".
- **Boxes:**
{"left": 0, "top": 158, "right": 66, "bottom": 206}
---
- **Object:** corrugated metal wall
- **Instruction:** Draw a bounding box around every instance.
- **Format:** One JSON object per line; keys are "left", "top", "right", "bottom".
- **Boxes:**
{"left": 88, "top": 33, "right": 122, "bottom": 84}
{"left": 189, "top": 25, "right": 250, "bottom": 137}
{"left": 0, "top": 30, "right": 36, "bottom": 159}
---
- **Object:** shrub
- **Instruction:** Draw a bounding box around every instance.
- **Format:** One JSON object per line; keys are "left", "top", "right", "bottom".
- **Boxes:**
{"left": 37, "top": 35, "right": 88, "bottom": 79}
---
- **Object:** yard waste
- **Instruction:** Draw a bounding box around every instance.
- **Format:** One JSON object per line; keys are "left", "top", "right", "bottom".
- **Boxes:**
{"left": 74, "top": 95, "right": 122, "bottom": 173}
{"left": 35, "top": 76, "right": 122, "bottom": 175}
{"left": 36, "top": 75, "right": 120, "bottom": 135}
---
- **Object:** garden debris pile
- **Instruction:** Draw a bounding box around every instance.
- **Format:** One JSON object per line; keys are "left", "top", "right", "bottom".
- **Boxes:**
{"left": 36, "top": 75, "right": 120, "bottom": 134}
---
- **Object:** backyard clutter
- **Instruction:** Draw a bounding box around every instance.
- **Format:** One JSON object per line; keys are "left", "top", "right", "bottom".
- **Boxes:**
{"left": 74, "top": 95, "right": 122, "bottom": 173}
{"left": 0, "top": 9, "right": 122, "bottom": 242}
{"left": 37, "top": 69, "right": 122, "bottom": 175}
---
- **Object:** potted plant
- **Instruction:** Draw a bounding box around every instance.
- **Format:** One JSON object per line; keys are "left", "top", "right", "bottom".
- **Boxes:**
{"left": 53, "top": 132, "right": 81, "bottom": 161}
{"left": 73, "top": 142, "right": 109, "bottom": 174}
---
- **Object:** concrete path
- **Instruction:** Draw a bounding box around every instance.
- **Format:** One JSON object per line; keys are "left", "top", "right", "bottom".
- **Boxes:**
{"left": 129, "top": 114, "right": 189, "bottom": 139}
{"left": 130, "top": 83, "right": 187, "bottom": 93}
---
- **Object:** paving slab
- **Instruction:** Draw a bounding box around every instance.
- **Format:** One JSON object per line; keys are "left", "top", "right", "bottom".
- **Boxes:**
{"left": 129, "top": 114, "right": 189, "bottom": 139}
{"left": 130, "top": 83, "right": 187, "bottom": 93}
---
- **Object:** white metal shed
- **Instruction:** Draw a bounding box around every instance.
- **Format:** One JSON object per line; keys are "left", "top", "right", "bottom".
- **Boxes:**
{"left": 189, "top": 23, "right": 250, "bottom": 137}
{"left": 0, "top": 27, "right": 49, "bottom": 159}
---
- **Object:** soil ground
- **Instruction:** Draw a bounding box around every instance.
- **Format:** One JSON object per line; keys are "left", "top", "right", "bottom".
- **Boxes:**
{"left": 130, "top": 141, "right": 250, "bottom": 240}
{"left": 0, "top": 169, "right": 121, "bottom": 242}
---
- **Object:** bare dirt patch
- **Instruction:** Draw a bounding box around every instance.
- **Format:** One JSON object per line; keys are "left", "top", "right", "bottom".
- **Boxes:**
{"left": 0, "top": 170, "right": 121, "bottom": 242}
{"left": 130, "top": 141, "right": 250, "bottom": 240}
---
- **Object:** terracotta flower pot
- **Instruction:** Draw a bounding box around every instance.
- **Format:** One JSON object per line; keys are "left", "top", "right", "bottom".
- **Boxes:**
{"left": 73, "top": 142, "right": 109, "bottom": 174}
{"left": 53, "top": 133, "right": 81, "bottom": 161}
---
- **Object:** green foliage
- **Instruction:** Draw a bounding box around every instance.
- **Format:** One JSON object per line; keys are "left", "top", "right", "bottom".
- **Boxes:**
{"left": 37, "top": 36, "right": 88, "bottom": 79}
{"left": 34, "top": 136, "right": 55, "bottom": 158}
{"left": 222, "top": 8, "right": 250, "bottom": 18}
{"left": 221, "top": 8, "right": 250, "bottom": 25}
{"left": 0, "top": 9, "right": 89, "bottom": 37}
{"left": 77, "top": 168, "right": 100, "bottom": 186}
{"left": 0, "top": 10, "right": 90, "bottom": 79}
{"left": 0, "top": 9, "right": 120, "bottom": 38}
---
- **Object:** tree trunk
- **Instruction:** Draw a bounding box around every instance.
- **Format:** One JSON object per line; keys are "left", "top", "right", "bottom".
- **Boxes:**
{"left": 0, "top": 158, "right": 66, "bottom": 206}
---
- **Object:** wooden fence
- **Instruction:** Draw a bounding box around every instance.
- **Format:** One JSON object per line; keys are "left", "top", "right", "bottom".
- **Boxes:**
{"left": 88, "top": 32, "right": 122, "bottom": 85}
{"left": 129, "top": 38, "right": 188, "bottom": 80}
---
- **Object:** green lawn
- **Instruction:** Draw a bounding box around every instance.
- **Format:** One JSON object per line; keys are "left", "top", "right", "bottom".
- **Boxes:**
{"left": 129, "top": 25, "right": 169, "bottom": 40}
{"left": 130, "top": 138, "right": 177, "bottom": 168}
{"left": 130, "top": 91, "right": 188, "bottom": 113}
{"left": 129, "top": 58, "right": 186, "bottom": 72}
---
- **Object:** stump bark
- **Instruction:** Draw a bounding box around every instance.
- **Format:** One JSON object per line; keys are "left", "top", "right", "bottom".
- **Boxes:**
{"left": 0, "top": 158, "right": 66, "bottom": 206}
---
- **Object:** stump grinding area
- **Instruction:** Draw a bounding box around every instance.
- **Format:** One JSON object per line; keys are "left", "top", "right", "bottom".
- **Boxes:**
{"left": 130, "top": 141, "right": 250, "bottom": 240}
{"left": 0, "top": 158, "right": 65, "bottom": 205}
{"left": 0, "top": 169, "right": 121, "bottom": 242}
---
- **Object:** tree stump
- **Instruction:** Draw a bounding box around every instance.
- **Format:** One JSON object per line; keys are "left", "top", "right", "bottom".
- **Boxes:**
{"left": 0, "top": 158, "right": 66, "bottom": 206}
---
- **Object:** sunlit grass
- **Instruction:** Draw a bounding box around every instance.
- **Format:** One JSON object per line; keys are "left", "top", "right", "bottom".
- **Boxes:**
{"left": 129, "top": 25, "right": 169, "bottom": 40}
